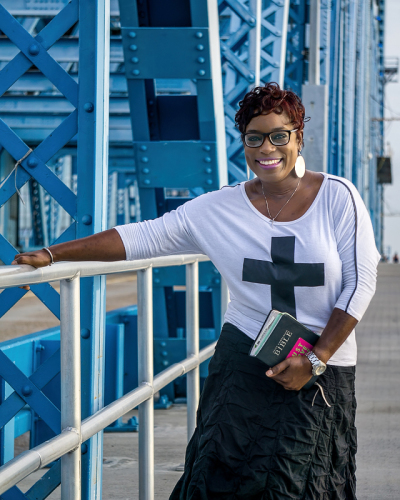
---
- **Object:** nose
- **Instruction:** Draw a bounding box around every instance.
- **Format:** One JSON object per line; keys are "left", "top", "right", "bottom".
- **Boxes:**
{"left": 259, "top": 137, "right": 277, "bottom": 155}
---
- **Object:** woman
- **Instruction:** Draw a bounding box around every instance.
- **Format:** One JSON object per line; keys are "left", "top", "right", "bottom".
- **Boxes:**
{"left": 13, "top": 83, "right": 380, "bottom": 499}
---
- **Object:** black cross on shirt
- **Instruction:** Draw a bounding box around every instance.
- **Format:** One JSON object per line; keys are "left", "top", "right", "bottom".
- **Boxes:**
{"left": 242, "top": 236, "right": 325, "bottom": 318}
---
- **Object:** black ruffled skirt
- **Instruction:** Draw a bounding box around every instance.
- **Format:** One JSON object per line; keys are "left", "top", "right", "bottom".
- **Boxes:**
{"left": 170, "top": 323, "right": 357, "bottom": 500}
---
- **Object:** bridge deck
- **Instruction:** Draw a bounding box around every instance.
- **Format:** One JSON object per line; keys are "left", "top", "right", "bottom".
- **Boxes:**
{"left": 3, "top": 263, "right": 400, "bottom": 499}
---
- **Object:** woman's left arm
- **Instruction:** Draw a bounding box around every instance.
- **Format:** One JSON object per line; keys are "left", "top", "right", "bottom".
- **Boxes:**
{"left": 267, "top": 179, "right": 380, "bottom": 390}
{"left": 266, "top": 308, "right": 358, "bottom": 390}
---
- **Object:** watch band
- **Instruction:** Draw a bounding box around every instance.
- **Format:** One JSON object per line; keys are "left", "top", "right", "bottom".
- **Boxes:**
{"left": 306, "top": 351, "right": 327, "bottom": 376}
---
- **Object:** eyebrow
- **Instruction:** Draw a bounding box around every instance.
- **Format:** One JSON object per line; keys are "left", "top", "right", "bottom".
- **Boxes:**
{"left": 245, "top": 128, "right": 292, "bottom": 133}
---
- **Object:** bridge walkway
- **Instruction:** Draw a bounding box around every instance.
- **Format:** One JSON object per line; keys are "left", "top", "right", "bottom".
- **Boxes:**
{"left": 3, "top": 263, "right": 399, "bottom": 499}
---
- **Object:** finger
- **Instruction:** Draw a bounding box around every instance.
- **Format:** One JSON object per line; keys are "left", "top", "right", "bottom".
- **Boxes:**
{"left": 266, "top": 359, "right": 290, "bottom": 378}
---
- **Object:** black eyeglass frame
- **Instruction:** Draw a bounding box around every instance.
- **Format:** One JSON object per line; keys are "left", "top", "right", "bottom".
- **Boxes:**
{"left": 242, "top": 128, "right": 299, "bottom": 148}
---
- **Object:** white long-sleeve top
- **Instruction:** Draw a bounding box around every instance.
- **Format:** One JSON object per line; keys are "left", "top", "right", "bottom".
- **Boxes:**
{"left": 115, "top": 173, "right": 380, "bottom": 366}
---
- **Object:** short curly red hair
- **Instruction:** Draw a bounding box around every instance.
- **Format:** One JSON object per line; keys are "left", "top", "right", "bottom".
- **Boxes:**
{"left": 235, "top": 82, "right": 307, "bottom": 140}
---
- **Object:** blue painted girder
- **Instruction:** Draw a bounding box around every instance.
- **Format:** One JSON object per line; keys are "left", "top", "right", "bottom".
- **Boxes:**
{"left": 0, "top": 115, "right": 78, "bottom": 218}
{"left": 0, "top": 349, "right": 60, "bottom": 435}
{"left": 0, "top": 0, "right": 79, "bottom": 97}
{"left": 0, "top": 235, "right": 60, "bottom": 318}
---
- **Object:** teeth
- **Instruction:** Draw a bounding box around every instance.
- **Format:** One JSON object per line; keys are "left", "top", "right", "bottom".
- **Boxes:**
{"left": 259, "top": 159, "right": 281, "bottom": 165}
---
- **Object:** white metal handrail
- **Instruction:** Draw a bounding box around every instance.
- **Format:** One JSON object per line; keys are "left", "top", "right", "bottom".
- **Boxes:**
{"left": 0, "top": 254, "right": 219, "bottom": 499}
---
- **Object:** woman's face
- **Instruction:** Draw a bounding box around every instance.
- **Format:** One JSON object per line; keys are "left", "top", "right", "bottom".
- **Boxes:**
{"left": 244, "top": 111, "right": 302, "bottom": 184}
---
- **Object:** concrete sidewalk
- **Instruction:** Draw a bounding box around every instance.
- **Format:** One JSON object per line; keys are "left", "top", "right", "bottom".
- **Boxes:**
{"left": 14, "top": 263, "right": 400, "bottom": 498}
{"left": 355, "top": 263, "right": 400, "bottom": 499}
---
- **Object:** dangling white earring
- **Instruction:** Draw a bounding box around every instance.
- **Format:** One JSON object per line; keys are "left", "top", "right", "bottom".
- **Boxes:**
{"left": 294, "top": 151, "right": 306, "bottom": 178}
{"left": 246, "top": 164, "right": 250, "bottom": 180}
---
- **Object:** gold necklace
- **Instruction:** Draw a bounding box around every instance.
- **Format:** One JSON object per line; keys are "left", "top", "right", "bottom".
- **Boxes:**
{"left": 261, "top": 178, "right": 301, "bottom": 227}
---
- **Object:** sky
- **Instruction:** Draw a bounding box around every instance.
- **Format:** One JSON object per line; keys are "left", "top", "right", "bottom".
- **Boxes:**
{"left": 383, "top": 0, "right": 400, "bottom": 258}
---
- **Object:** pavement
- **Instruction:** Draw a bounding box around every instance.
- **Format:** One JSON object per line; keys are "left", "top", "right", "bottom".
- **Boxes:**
{"left": 4, "top": 264, "right": 400, "bottom": 499}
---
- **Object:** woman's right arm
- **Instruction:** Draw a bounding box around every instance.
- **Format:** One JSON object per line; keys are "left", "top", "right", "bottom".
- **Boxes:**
{"left": 12, "top": 228, "right": 126, "bottom": 268}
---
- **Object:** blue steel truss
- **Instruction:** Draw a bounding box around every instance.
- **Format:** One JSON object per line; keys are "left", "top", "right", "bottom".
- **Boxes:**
{"left": 118, "top": 0, "right": 228, "bottom": 356}
{"left": 260, "top": 0, "right": 289, "bottom": 86}
{"left": 284, "top": 0, "right": 306, "bottom": 94}
{"left": 325, "top": 0, "right": 384, "bottom": 243}
{"left": 0, "top": 0, "right": 110, "bottom": 498}
{"left": 0, "top": 2, "right": 81, "bottom": 318}
{"left": 218, "top": 0, "right": 260, "bottom": 183}
{"left": 0, "top": 0, "right": 135, "bottom": 249}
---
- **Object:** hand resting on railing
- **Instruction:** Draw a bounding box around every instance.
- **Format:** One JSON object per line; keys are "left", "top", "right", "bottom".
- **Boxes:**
{"left": 12, "top": 228, "right": 127, "bottom": 289}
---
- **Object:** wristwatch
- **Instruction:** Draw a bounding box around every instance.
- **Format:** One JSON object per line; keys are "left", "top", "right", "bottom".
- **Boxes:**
{"left": 305, "top": 352, "right": 327, "bottom": 376}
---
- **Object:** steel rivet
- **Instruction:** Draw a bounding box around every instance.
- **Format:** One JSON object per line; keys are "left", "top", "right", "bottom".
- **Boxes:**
{"left": 203, "top": 145, "right": 211, "bottom": 151}
{"left": 204, "top": 157, "right": 212, "bottom": 163}
{"left": 84, "top": 102, "right": 94, "bottom": 113}
{"left": 81, "top": 443, "right": 88, "bottom": 455}
{"left": 249, "top": 17, "right": 256, "bottom": 26}
{"left": 82, "top": 214, "right": 92, "bottom": 225}
{"left": 81, "top": 328, "right": 90, "bottom": 339}
{"left": 141, "top": 157, "right": 149, "bottom": 163}
{"left": 132, "top": 69, "right": 140, "bottom": 76}
{"left": 197, "top": 57, "right": 205, "bottom": 63}
{"left": 27, "top": 157, "right": 38, "bottom": 169}
{"left": 205, "top": 168, "right": 212, "bottom": 174}
{"left": 162, "top": 360, "right": 169, "bottom": 366}
{"left": 131, "top": 57, "right": 139, "bottom": 63}
{"left": 142, "top": 168, "right": 150, "bottom": 174}
{"left": 161, "top": 351, "right": 168, "bottom": 356}
{"left": 130, "top": 44, "right": 138, "bottom": 51}
{"left": 144, "top": 179, "right": 150, "bottom": 185}
{"left": 206, "top": 179, "right": 213, "bottom": 185}
{"left": 28, "top": 44, "right": 40, "bottom": 56}
{"left": 21, "top": 386, "right": 32, "bottom": 397}
{"left": 195, "top": 32, "right": 203, "bottom": 38}
{"left": 248, "top": 73, "right": 255, "bottom": 82}
{"left": 196, "top": 44, "right": 204, "bottom": 51}
{"left": 197, "top": 70, "right": 206, "bottom": 76}
{"left": 140, "top": 145, "right": 147, "bottom": 151}
{"left": 160, "top": 341, "right": 167, "bottom": 347}
{"left": 129, "top": 31, "right": 137, "bottom": 38}
{"left": 154, "top": 278, "right": 160, "bottom": 283}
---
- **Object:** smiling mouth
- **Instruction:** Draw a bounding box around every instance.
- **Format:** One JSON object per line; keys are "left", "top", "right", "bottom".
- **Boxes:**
{"left": 256, "top": 158, "right": 283, "bottom": 168}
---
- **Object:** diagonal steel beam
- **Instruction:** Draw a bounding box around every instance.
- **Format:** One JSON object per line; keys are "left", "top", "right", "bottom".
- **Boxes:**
{"left": 0, "top": 114, "right": 78, "bottom": 217}
{"left": 0, "top": 0, "right": 78, "bottom": 97}
{"left": 0, "top": 351, "right": 60, "bottom": 435}
{"left": 0, "top": 5, "right": 78, "bottom": 106}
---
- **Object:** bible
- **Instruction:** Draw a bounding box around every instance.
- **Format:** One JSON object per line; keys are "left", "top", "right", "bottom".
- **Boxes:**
{"left": 249, "top": 310, "right": 320, "bottom": 389}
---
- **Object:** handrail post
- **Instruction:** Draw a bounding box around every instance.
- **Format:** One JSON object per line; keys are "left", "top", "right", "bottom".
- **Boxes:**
{"left": 60, "top": 277, "right": 81, "bottom": 500}
{"left": 186, "top": 261, "right": 200, "bottom": 441}
{"left": 137, "top": 267, "right": 154, "bottom": 500}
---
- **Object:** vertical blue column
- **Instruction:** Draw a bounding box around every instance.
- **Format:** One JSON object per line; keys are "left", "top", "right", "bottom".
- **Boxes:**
{"left": 77, "top": 0, "right": 110, "bottom": 498}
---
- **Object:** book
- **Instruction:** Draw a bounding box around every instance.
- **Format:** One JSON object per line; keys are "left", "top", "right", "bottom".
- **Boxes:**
{"left": 249, "top": 310, "right": 320, "bottom": 389}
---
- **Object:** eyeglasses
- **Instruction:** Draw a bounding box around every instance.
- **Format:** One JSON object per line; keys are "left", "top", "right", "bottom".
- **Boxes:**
{"left": 243, "top": 129, "right": 298, "bottom": 148}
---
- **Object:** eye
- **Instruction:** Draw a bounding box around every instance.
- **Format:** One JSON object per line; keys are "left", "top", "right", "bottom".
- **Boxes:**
{"left": 271, "top": 132, "right": 288, "bottom": 141}
{"left": 247, "top": 134, "right": 262, "bottom": 142}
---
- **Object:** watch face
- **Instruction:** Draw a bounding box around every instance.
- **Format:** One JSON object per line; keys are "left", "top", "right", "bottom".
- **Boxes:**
{"left": 314, "top": 364, "right": 326, "bottom": 376}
